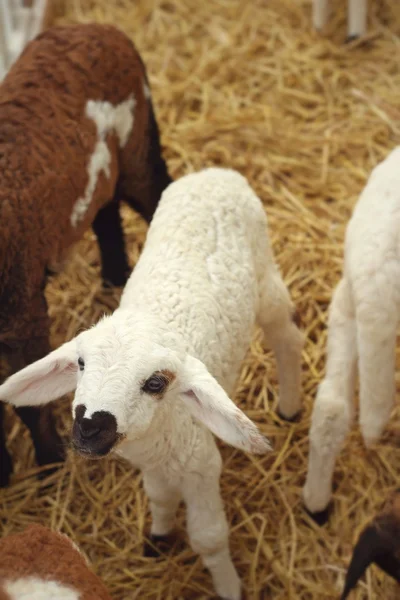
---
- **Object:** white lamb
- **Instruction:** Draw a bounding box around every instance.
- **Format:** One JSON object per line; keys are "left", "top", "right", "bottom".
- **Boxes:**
{"left": 303, "top": 146, "right": 400, "bottom": 520}
{"left": 0, "top": 168, "right": 303, "bottom": 600}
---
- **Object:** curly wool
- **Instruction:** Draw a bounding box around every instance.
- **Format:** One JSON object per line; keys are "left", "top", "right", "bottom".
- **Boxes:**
{"left": 0, "top": 525, "right": 112, "bottom": 600}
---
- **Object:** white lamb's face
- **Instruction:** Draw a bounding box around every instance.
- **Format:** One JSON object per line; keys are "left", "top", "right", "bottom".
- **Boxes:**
{"left": 71, "top": 314, "right": 183, "bottom": 457}
{"left": 0, "top": 311, "right": 271, "bottom": 457}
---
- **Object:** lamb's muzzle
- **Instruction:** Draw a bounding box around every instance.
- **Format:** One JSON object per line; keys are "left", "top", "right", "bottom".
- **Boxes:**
{"left": 72, "top": 405, "right": 119, "bottom": 457}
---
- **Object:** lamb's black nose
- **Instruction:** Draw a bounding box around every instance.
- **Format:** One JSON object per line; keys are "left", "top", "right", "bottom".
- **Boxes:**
{"left": 72, "top": 404, "right": 119, "bottom": 456}
{"left": 78, "top": 418, "right": 101, "bottom": 440}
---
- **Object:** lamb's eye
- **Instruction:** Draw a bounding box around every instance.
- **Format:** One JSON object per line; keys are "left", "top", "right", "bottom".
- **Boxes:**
{"left": 78, "top": 357, "right": 85, "bottom": 371}
{"left": 142, "top": 374, "right": 168, "bottom": 395}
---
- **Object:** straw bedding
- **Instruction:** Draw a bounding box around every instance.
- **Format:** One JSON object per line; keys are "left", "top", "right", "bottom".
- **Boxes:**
{"left": 1, "top": 0, "right": 400, "bottom": 598}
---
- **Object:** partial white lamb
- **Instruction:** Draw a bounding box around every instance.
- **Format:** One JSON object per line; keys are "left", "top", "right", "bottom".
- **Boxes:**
{"left": 303, "top": 146, "right": 400, "bottom": 520}
{"left": 313, "top": 0, "right": 367, "bottom": 39}
{"left": 0, "top": 168, "right": 303, "bottom": 600}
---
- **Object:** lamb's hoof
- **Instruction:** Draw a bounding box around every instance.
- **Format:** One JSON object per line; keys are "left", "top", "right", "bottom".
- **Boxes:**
{"left": 143, "top": 533, "right": 174, "bottom": 558}
{"left": 277, "top": 408, "right": 302, "bottom": 423}
{"left": 0, "top": 449, "right": 13, "bottom": 488}
{"left": 304, "top": 504, "right": 332, "bottom": 526}
{"left": 346, "top": 34, "right": 359, "bottom": 43}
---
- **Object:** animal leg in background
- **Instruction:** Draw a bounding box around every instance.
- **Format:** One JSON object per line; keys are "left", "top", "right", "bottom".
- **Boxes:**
{"left": 355, "top": 276, "right": 398, "bottom": 446}
{"left": 257, "top": 270, "right": 304, "bottom": 420}
{"left": 0, "top": 402, "right": 13, "bottom": 487}
{"left": 15, "top": 333, "right": 65, "bottom": 472}
{"left": 92, "top": 197, "right": 131, "bottom": 288}
{"left": 348, "top": 0, "right": 367, "bottom": 40}
{"left": 303, "top": 278, "right": 357, "bottom": 520}
{"left": 120, "top": 101, "right": 172, "bottom": 224}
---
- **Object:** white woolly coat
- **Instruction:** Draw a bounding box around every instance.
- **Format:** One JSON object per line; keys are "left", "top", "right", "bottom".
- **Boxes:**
{"left": 120, "top": 167, "right": 269, "bottom": 396}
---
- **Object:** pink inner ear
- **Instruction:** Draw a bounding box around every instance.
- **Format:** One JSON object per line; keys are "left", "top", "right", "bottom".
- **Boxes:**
{"left": 17, "top": 360, "right": 77, "bottom": 395}
{"left": 182, "top": 390, "right": 201, "bottom": 405}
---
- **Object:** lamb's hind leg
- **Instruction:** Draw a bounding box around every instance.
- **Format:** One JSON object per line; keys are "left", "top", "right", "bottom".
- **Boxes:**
{"left": 356, "top": 280, "right": 398, "bottom": 447}
{"left": 348, "top": 0, "right": 367, "bottom": 40}
{"left": 257, "top": 270, "right": 304, "bottom": 420}
{"left": 303, "top": 278, "right": 357, "bottom": 520}
{"left": 120, "top": 99, "right": 172, "bottom": 224}
{"left": 313, "top": 0, "right": 330, "bottom": 31}
{"left": 182, "top": 448, "right": 240, "bottom": 600}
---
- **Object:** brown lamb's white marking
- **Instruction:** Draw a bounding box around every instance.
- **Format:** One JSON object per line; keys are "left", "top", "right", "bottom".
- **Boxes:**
{"left": 0, "top": 22, "right": 172, "bottom": 488}
{"left": 0, "top": 525, "right": 112, "bottom": 600}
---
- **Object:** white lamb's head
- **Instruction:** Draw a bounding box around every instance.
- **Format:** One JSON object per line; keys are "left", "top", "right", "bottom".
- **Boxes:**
{"left": 0, "top": 310, "right": 271, "bottom": 456}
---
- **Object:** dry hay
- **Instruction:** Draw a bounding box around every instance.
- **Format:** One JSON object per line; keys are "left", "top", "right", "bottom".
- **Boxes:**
{"left": 1, "top": 0, "right": 400, "bottom": 598}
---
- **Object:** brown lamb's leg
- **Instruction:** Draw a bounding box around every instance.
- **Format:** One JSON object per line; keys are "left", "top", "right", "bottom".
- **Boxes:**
{"left": 92, "top": 196, "right": 131, "bottom": 288}
{"left": 12, "top": 290, "right": 64, "bottom": 478}
{"left": 0, "top": 343, "right": 22, "bottom": 487}
{"left": 0, "top": 402, "right": 13, "bottom": 488}
{"left": 122, "top": 100, "right": 172, "bottom": 224}
{"left": 15, "top": 334, "right": 65, "bottom": 475}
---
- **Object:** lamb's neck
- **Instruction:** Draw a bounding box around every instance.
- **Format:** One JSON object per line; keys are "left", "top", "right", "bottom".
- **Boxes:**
{"left": 115, "top": 399, "right": 197, "bottom": 473}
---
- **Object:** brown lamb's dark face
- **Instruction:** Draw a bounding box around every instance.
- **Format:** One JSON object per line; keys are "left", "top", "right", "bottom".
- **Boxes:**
{"left": 341, "top": 489, "right": 400, "bottom": 600}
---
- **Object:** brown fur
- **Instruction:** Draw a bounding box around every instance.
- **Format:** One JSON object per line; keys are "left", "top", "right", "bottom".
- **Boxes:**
{"left": 0, "top": 525, "right": 112, "bottom": 599}
{"left": 0, "top": 23, "right": 171, "bottom": 483}
{"left": 0, "top": 23, "right": 164, "bottom": 344}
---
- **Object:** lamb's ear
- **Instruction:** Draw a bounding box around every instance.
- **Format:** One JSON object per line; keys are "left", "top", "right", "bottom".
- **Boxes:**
{"left": 180, "top": 355, "right": 271, "bottom": 454}
{"left": 0, "top": 340, "right": 78, "bottom": 407}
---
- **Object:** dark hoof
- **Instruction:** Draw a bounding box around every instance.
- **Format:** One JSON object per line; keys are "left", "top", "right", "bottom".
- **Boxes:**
{"left": 304, "top": 504, "right": 332, "bottom": 526}
{"left": 143, "top": 533, "right": 174, "bottom": 558}
{"left": 346, "top": 34, "right": 359, "bottom": 43}
{"left": 0, "top": 449, "right": 13, "bottom": 488}
{"left": 277, "top": 408, "right": 302, "bottom": 423}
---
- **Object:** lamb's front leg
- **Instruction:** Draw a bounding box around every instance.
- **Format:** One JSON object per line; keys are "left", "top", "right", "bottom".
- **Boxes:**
{"left": 143, "top": 468, "right": 181, "bottom": 555}
{"left": 182, "top": 446, "right": 241, "bottom": 600}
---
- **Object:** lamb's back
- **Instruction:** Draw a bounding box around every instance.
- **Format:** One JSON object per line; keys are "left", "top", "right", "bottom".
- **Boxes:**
{"left": 121, "top": 168, "right": 267, "bottom": 389}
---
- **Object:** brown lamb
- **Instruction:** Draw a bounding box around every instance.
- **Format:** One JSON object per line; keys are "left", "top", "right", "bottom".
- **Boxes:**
{"left": 341, "top": 489, "right": 400, "bottom": 599}
{"left": 0, "top": 23, "right": 172, "bottom": 487}
{"left": 0, "top": 524, "right": 112, "bottom": 600}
